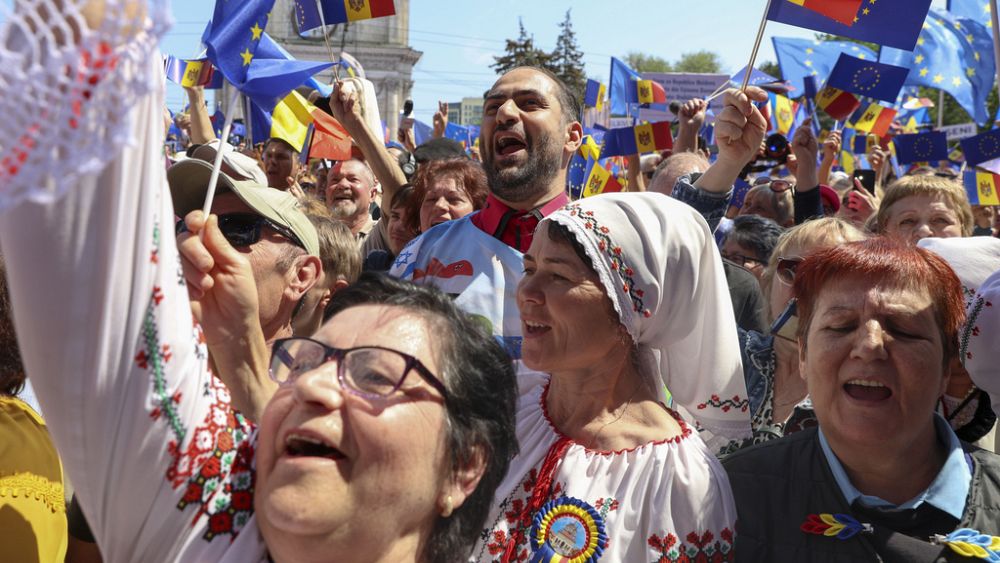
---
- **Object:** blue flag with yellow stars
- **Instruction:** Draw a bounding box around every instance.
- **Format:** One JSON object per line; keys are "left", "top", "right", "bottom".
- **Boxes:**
{"left": 893, "top": 131, "right": 949, "bottom": 164}
{"left": 825, "top": 54, "right": 909, "bottom": 103}
{"left": 202, "top": 0, "right": 274, "bottom": 87}
{"left": 768, "top": 0, "right": 932, "bottom": 51}
{"left": 772, "top": 37, "right": 877, "bottom": 94}
{"left": 948, "top": 0, "right": 994, "bottom": 29}
{"left": 880, "top": 8, "right": 994, "bottom": 124}
{"left": 960, "top": 128, "right": 1000, "bottom": 166}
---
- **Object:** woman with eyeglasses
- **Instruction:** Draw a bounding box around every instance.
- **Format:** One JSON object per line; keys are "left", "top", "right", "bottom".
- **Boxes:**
{"left": 472, "top": 193, "right": 750, "bottom": 562}
{"left": 0, "top": 34, "right": 518, "bottom": 563}
{"left": 730, "top": 218, "right": 866, "bottom": 452}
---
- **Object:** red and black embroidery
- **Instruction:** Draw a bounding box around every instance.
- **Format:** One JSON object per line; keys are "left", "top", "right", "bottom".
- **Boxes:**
{"left": 696, "top": 394, "right": 749, "bottom": 413}
{"left": 647, "top": 528, "right": 734, "bottom": 563}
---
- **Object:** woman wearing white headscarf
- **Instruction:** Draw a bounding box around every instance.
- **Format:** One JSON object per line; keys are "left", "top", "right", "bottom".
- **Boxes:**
{"left": 472, "top": 192, "right": 750, "bottom": 563}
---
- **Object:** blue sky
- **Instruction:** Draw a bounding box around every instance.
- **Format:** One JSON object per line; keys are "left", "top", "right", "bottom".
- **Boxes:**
{"left": 152, "top": 0, "right": 944, "bottom": 119}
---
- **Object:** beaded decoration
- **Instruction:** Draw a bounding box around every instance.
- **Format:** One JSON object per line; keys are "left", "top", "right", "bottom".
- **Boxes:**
{"left": 800, "top": 513, "right": 872, "bottom": 540}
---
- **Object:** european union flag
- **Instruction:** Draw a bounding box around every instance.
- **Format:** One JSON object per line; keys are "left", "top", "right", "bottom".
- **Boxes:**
{"left": 826, "top": 54, "right": 908, "bottom": 103}
{"left": 444, "top": 122, "right": 471, "bottom": 147}
{"left": 202, "top": 0, "right": 275, "bottom": 87}
{"left": 412, "top": 120, "right": 433, "bottom": 146}
{"left": 609, "top": 57, "right": 642, "bottom": 116}
{"left": 243, "top": 32, "right": 334, "bottom": 110}
{"left": 772, "top": 37, "right": 877, "bottom": 93}
{"left": 893, "top": 132, "right": 949, "bottom": 164}
{"left": 948, "top": 0, "right": 993, "bottom": 28}
{"left": 961, "top": 128, "right": 1000, "bottom": 166}
{"left": 879, "top": 8, "right": 994, "bottom": 124}
{"left": 567, "top": 150, "right": 589, "bottom": 199}
{"left": 767, "top": 0, "right": 932, "bottom": 51}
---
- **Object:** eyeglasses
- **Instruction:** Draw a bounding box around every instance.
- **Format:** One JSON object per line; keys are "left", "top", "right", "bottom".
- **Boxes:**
{"left": 722, "top": 253, "right": 764, "bottom": 268}
{"left": 751, "top": 177, "right": 792, "bottom": 193}
{"left": 776, "top": 256, "right": 803, "bottom": 286}
{"left": 176, "top": 213, "right": 305, "bottom": 250}
{"left": 269, "top": 337, "right": 449, "bottom": 401}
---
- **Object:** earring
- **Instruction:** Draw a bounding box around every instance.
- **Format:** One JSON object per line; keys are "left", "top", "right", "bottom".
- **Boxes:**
{"left": 441, "top": 495, "right": 454, "bottom": 518}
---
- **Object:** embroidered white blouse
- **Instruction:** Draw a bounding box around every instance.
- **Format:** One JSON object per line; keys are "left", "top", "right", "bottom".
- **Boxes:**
{"left": 471, "top": 378, "right": 738, "bottom": 563}
{"left": 0, "top": 57, "right": 269, "bottom": 562}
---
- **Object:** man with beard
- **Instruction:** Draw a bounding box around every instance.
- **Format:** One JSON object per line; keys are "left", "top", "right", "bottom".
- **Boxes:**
{"left": 325, "top": 158, "right": 380, "bottom": 244}
{"left": 390, "top": 67, "right": 583, "bottom": 358}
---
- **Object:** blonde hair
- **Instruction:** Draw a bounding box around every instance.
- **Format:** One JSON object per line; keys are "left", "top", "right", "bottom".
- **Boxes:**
{"left": 744, "top": 184, "right": 794, "bottom": 226}
{"left": 304, "top": 212, "right": 361, "bottom": 286}
{"left": 760, "top": 218, "right": 867, "bottom": 314}
{"left": 875, "top": 175, "right": 974, "bottom": 237}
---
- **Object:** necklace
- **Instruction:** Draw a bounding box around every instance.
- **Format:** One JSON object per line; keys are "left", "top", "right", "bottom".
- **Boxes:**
{"left": 588, "top": 384, "right": 642, "bottom": 449}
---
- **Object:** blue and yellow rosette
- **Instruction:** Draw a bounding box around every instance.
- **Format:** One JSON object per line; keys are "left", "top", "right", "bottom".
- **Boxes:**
{"left": 529, "top": 496, "right": 607, "bottom": 563}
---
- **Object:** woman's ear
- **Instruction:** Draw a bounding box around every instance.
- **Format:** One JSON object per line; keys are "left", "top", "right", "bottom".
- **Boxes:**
{"left": 438, "top": 446, "right": 487, "bottom": 517}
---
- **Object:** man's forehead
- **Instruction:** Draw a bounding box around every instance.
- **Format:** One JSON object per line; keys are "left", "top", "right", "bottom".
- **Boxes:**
{"left": 487, "top": 68, "right": 557, "bottom": 98}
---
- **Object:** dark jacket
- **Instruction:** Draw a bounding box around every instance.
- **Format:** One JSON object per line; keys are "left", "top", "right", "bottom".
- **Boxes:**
{"left": 723, "top": 428, "right": 1000, "bottom": 563}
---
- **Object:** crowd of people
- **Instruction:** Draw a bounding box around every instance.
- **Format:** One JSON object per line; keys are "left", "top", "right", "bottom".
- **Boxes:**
{"left": 3, "top": 3, "right": 1000, "bottom": 563}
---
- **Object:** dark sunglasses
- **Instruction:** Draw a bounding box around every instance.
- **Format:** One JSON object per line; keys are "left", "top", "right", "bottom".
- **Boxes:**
{"left": 776, "top": 256, "right": 803, "bottom": 286}
{"left": 752, "top": 177, "right": 792, "bottom": 193}
{"left": 176, "top": 213, "right": 305, "bottom": 250}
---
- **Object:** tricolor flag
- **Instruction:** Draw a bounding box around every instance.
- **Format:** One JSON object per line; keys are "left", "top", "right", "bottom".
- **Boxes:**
{"left": 582, "top": 160, "right": 623, "bottom": 198}
{"left": 816, "top": 86, "right": 860, "bottom": 121}
{"left": 601, "top": 122, "right": 673, "bottom": 157}
{"left": 852, "top": 103, "right": 896, "bottom": 137}
{"left": 770, "top": 93, "right": 796, "bottom": 135}
{"left": 295, "top": 0, "right": 395, "bottom": 33}
{"left": 584, "top": 80, "right": 606, "bottom": 111}
{"left": 964, "top": 169, "right": 1000, "bottom": 205}
{"left": 164, "top": 56, "right": 224, "bottom": 88}
{"left": 635, "top": 79, "right": 667, "bottom": 106}
{"left": 785, "top": 0, "right": 862, "bottom": 26}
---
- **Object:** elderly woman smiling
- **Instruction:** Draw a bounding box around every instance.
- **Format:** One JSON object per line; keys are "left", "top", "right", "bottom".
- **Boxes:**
{"left": 472, "top": 193, "right": 750, "bottom": 562}
{"left": 724, "top": 238, "right": 1000, "bottom": 562}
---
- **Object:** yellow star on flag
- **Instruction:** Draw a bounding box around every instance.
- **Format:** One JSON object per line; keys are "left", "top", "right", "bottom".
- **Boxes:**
{"left": 241, "top": 48, "right": 253, "bottom": 66}
{"left": 968, "top": 67, "right": 977, "bottom": 77}
{"left": 952, "top": 76, "right": 962, "bottom": 86}
{"left": 806, "top": 48, "right": 814, "bottom": 54}
{"left": 917, "top": 37, "right": 925, "bottom": 46}
{"left": 933, "top": 73, "right": 944, "bottom": 84}
{"left": 862, "top": 8, "right": 870, "bottom": 15}
{"left": 251, "top": 23, "right": 263, "bottom": 40}
{"left": 915, "top": 54, "right": 925, "bottom": 64}
{"left": 920, "top": 67, "right": 929, "bottom": 77}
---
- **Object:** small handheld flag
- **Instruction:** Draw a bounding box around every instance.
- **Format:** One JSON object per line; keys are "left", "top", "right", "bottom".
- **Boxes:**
{"left": 295, "top": 0, "right": 396, "bottom": 33}
{"left": 767, "top": 0, "right": 931, "bottom": 51}
{"left": 816, "top": 86, "right": 861, "bottom": 121}
{"left": 852, "top": 103, "right": 896, "bottom": 137}
{"left": 584, "top": 80, "right": 606, "bottom": 111}
{"left": 964, "top": 169, "right": 1000, "bottom": 205}
{"left": 893, "top": 132, "right": 948, "bottom": 164}
{"left": 960, "top": 129, "right": 1000, "bottom": 167}
{"left": 825, "top": 54, "right": 908, "bottom": 103}
{"left": 785, "top": 0, "right": 862, "bottom": 26}
{"left": 601, "top": 122, "right": 673, "bottom": 157}
{"left": 164, "top": 56, "right": 224, "bottom": 89}
{"left": 582, "top": 160, "right": 623, "bottom": 198}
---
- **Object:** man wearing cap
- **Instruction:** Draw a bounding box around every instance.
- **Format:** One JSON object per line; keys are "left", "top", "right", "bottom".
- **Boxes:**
{"left": 189, "top": 139, "right": 269, "bottom": 186}
{"left": 169, "top": 158, "right": 321, "bottom": 418}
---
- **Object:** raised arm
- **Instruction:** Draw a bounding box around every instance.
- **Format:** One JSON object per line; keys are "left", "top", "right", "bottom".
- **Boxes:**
{"left": 184, "top": 85, "right": 217, "bottom": 145}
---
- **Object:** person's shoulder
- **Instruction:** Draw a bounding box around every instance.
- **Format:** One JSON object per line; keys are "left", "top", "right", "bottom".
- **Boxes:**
{"left": 722, "top": 427, "right": 818, "bottom": 476}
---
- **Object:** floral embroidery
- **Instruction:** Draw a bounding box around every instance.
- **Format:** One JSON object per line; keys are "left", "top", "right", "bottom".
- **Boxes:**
{"left": 961, "top": 296, "right": 992, "bottom": 360}
{"left": 647, "top": 528, "right": 734, "bottom": 563}
{"left": 565, "top": 204, "right": 650, "bottom": 318}
{"left": 594, "top": 497, "right": 620, "bottom": 520}
{"left": 138, "top": 289, "right": 186, "bottom": 443}
{"left": 696, "top": 394, "right": 749, "bottom": 413}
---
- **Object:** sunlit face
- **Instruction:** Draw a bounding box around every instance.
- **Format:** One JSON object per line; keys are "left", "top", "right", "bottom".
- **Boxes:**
{"left": 800, "top": 277, "right": 947, "bottom": 452}
{"left": 264, "top": 141, "right": 299, "bottom": 190}
{"left": 256, "top": 305, "right": 450, "bottom": 561}
{"left": 481, "top": 68, "right": 568, "bottom": 203}
{"left": 517, "top": 224, "right": 622, "bottom": 373}
{"left": 325, "top": 160, "right": 376, "bottom": 225}
{"left": 211, "top": 192, "right": 298, "bottom": 331}
{"left": 419, "top": 177, "right": 475, "bottom": 233}
{"left": 883, "top": 194, "right": 963, "bottom": 243}
{"left": 739, "top": 188, "right": 781, "bottom": 224}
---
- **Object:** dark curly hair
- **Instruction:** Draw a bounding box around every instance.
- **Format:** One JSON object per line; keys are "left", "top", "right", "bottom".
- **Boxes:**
{"left": 0, "top": 253, "right": 25, "bottom": 396}
{"left": 323, "top": 273, "right": 518, "bottom": 563}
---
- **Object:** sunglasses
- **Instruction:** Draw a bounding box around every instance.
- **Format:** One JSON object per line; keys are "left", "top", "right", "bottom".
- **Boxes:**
{"left": 176, "top": 213, "right": 305, "bottom": 250}
{"left": 776, "top": 256, "right": 803, "bottom": 286}
{"left": 752, "top": 177, "right": 792, "bottom": 193}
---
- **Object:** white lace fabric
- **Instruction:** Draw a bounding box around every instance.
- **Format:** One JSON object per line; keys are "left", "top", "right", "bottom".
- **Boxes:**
{"left": 0, "top": 0, "right": 171, "bottom": 210}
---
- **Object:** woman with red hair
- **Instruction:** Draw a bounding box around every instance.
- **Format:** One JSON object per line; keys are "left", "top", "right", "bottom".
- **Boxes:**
{"left": 406, "top": 158, "right": 488, "bottom": 235}
{"left": 724, "top": 238, "right": 1000, "bottom": 562}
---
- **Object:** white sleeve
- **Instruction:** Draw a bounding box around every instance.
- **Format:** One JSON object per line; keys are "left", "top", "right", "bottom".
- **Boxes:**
{"left": 0, "top": 56, "right": 254, "bottom": 562}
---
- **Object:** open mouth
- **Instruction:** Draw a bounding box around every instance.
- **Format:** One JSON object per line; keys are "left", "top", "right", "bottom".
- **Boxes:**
{"left": 843, "top": 379, "right": 892, "bottom": 402}
{"left": 285, "top": 434, "right": 346, "bottom": 460}
{"left": 496, "top": 136, "right": 527, "bottom": 156}
{"left": 523, "top": 320, "right": 551, "bottom": 336}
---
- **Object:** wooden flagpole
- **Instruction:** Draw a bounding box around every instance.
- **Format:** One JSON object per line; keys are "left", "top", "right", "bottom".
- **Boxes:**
{"left": 741, "top": 0, "right": 775, "bottom": 90}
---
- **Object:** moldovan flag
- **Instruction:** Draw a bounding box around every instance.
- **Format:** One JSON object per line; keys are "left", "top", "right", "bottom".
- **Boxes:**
{"left": 582, "top": 162, "right": 623, "bottom": 198}
{"left": 852, "top": 103, "right": 896, "bottom": 137}
{"left": 601, "top": 122, "right": 673, "bottom": 157}
{"left": 636, "top": 79, "right": 667, "bottom": 105}
{"left": 770, "top": 93, "right": 795, "bottom": 135}
{"left": 296, "top": 0, "right": 395, "bottom": 32}
{"left": 816, "top": 86, "right": 860, "bottom": 121}
{"left": 964, "top": 169, "right": 1000, "bottom": 205}
{"left": 785, "top": 0, "right": 862, "bottom": 26}
{"left": 584, "top": 79, "right": 606, "bottom": 111}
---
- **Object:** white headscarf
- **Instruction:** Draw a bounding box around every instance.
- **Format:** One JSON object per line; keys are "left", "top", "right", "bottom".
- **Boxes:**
{"left": 544, "top": 192, "right": 751, "bottom": 445}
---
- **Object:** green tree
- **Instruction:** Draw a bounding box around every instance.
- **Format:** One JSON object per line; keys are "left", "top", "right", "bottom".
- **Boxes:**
{"left": 550, "top": 9, "right": 587, "bottom": 100}
{"left": 673, "top": 50, "right": 722, "bottom": 73}
{"left": 491, "top": 19, "right": 554, "bottom": 74}
{"left": 625, "top": 52, "right": 672, "bottom": 73}
{"left": 759, "top": 60, "right": 782, "bottom": 80}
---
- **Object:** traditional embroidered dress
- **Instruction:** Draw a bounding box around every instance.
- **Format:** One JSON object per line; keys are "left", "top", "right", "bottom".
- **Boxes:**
{"left": 0, "top": 56, "right": 269, "bottom": 561}
{"left": 472, "top": 193, "right": 750, "bottom": 562}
